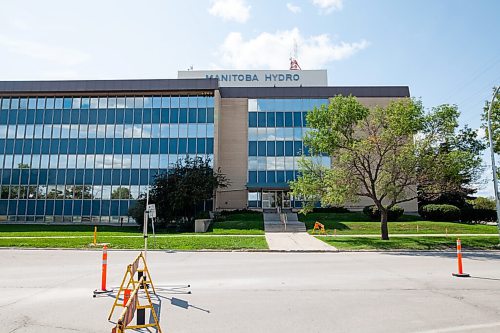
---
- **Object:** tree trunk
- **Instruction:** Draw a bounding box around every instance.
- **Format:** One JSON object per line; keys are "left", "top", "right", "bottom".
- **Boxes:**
{"left": 380, "top": 208, "right": 389, "bottom": 240}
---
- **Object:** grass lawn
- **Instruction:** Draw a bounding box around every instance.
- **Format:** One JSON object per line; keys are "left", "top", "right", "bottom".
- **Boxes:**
{"left": 300, "top": 212, "right": 497, "bottom": 235}
{"left": 318, "top": 236, "right": 500, "bottom": 250}
{"left": 0, "top": 213, "right": 266, "bottom": 249}
{"left": 0, "top": 235, "right": 268, "bottom": 250}
{"left": 210, "top": 212, "right": 264, "bottom": 235}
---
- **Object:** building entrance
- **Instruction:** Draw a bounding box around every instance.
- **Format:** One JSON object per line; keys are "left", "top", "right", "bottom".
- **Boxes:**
{"left": 262, "top": 191, "right": 291, "bottom": 210}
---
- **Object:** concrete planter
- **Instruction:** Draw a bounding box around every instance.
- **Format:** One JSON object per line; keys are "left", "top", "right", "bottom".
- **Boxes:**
{"left": 195, "top": 219, "right": 212, "bottom": 233}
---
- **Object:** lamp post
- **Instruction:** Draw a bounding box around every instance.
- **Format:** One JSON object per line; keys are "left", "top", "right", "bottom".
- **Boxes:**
{"left": 486, "top": 86, "right": 500, "bottom": 241}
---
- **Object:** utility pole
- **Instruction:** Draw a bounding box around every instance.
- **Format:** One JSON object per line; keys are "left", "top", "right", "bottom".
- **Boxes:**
{"left": 486, "top": 86, "right": 500, "bottom": 241}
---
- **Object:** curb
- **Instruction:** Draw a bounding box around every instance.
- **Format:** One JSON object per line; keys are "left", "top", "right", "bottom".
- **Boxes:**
{"left": 1, "top": 247, "right": 500, "bottom": 253}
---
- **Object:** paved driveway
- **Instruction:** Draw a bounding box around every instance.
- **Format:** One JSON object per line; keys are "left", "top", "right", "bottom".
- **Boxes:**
{"left": 1, "top": 249, "right": 500, "bottom": 332}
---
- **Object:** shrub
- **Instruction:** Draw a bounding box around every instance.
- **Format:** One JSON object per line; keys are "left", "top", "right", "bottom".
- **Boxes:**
{"left": 363, "top": 205, "right": 404, "bottom": 221}
{"left": 461, "top": 207, "right": 497, "bottom": 223}
{"left": 195, "top": 211, "right": 211, "bottom": 219}
{"left": 420, "top": 204, "right": 460, "bottom": 222}
{"left": 219, "top": 209, "right": 261, "bottom": 216}
{"left": 467, "top": 197, "right": 496, "bottom": 210}
{"left": 312, "top": 207, "right": 350, "bottom": 213}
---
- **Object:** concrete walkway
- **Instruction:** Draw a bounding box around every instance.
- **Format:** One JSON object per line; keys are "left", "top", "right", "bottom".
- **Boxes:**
{"left": 319, "top": 233, "right": 497, "bottom": 237}
{"left": 265, "top": 232, "right": 337, "bottom": 251}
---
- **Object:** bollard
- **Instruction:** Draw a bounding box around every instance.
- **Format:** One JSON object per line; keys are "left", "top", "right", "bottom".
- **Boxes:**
{"left": 452, "top": 238, "right": 470, "bottom": 277}
{"left": 93, "top": 226, "right": 97, "bottom": 245}
{"left": 416, "top": 225, "right": 419, "bottom": 233}
{"left": 334, "top": 229, "right": 337, "bottom": 237}
{"left": 93, "top": 245, "right": 110, "bottom": 297}
{"left": 101, "top": 245, "right": 109, "bottom": 290}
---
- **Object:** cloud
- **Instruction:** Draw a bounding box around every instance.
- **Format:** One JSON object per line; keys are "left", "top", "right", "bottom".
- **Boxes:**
{"left": 0, "top": 35, "right": 90, "bottom": 66}
{"left": 311, "top": 0, "right": 343, "bottom": 13}
{"left": 215, "top": 28, "right": 369, "bottom": 69}
{"left": 208, "top": 0, "right": 251, "bottom": 23}
{"left": 286, "top": 3, "right": 302, "bottom": 14}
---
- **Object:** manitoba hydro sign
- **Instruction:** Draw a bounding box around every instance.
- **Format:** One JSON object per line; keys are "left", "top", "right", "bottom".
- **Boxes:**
{"left": 177, "top": 70, "right": 328, "bottom": 87}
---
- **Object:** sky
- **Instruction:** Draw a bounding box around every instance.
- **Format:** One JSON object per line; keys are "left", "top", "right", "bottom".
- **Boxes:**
{"left": 0, "top": 0, "right": 499, "bottom": 195}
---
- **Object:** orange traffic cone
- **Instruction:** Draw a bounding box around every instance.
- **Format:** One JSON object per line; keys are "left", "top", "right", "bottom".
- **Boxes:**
{"left": 452, "top": 238, "right": 470, "bottom": 278}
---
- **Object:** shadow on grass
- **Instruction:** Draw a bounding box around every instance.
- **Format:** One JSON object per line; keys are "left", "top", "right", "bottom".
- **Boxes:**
{"left": 0, "top": 224, "right": 141, "bottom": 234}
{"left": 323, "top": 236, "right": 500, "bottom": 255}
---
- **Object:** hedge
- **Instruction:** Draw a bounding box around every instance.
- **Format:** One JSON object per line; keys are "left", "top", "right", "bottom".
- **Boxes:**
{"left": 461, "top": 207, "right": 497, "bottom": 223}
{"left": 312, "top": 207, "right": 351, "bottom": 213}
{"left": 420, "top": 204, "right": 460, "bottom": 222}
{"left": 363, "top": 205, "right": 404, "bottom": 221}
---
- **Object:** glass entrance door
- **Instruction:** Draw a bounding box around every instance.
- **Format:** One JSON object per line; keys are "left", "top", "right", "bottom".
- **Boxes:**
{"left": 262, "top": 192, "right": 276, "bottom": 209}
{"left": 262, "top": 191, "right": 291, "bottom": 209}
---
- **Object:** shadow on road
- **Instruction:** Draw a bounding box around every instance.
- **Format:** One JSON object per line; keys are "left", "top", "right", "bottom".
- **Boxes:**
{"left": 380, "top": 250, "right": 500, "bottom": 261}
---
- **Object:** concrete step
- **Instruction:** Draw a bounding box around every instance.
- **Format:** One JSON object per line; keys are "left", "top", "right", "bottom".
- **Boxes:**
{"left": 265, "top": 226, "right": 307, "bottom": 233}
{"left": 264, "top": 211, "right": 305, "bottom": 232}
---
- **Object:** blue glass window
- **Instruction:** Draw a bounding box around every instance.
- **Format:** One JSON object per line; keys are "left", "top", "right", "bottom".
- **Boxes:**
{"left": 285, "top": 112, "right": 293, "bottom": 127}
{"left": 248, "top": 171, "right": 257, "bottom": 183}
{"left": 152, "top": 108, "right": 161, "bottom": 123}
{"left": 143, "top": 108, "right": 152, "bottom": 123}
{"left": 207, "top": 108, "right": 214, "bottom": 123}
{"left": 267, "top": 171, "right": 276, "bottom": 183}
{"left": 169, "top": 138, "right": 178, "bottom": 154}
{"left": 188, "top": 108, "right": 197, "bottom": 123}
{"left": 248, "top": 141, "right": 257, "bottom": 156}
{"left": 257, "top": 113, "right": 266, "bottom": 127}
{"left": 276, "top": 141, "right": 284, "bottom": 156}
{"left": 197, "top": 108, "right": 207, "bottom": 123}
{"left": 160, "top": 109, "right": 170, "bottom": 123}
{"left": 178, "top": 138, "right": 187, "bottom": 154}
{"left": 276, "top": 171, "right": 285, "bottom": 183}
{"left": 257, "top": 141, "right": 266, "bottom": 156}
{"left": 63, "top": 98, "right": 72, "bottom": 109}
{"left": 249, "top": 112, "right": 257, "bottom": 127}
{"left": 179, "top": 108, "right": 188, "bottom": 123}
{"left": 285, "top": 141, "right": 294, "bottom": 156}
{"left": 170, "top": 108, "right": 179, "bottom": 123}
{"left": 207, "top": 138, "right": 214, "bottom": 154}
{"left": 197, "top": 138, "right": 206, "bottom": 154}
{"left": 124, "top": 109, "right": 134, "bottom": 124}
{"left": 267, "top": 141, "right": 275, "bottom": 156}
{"left": 293, "top": 112, "right": 302, "bottom": 127}
{"left": 188, "top": 138, "right": 196, "bottom": 154}
{"left": 258, "top": 171, "right": 266, "bottom": 183}
{"left": 294, "top": 141, "right": 302, "bottom": 156}
{"left": 266, "top": 112, "right": 275, "bottom": 127}
{"left": 276, "top": 112, "right": 284, "bottom": 127}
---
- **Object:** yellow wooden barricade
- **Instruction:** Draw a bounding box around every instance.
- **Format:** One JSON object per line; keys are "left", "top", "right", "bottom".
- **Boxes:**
{"left": 108, "top": 252, "right": 156, "bottom": 320}
{"left": 312, "top": 221, "right": 326, "bottom": 235}
{"left": 111, "top": 276, "right": 162, "bottom": 333}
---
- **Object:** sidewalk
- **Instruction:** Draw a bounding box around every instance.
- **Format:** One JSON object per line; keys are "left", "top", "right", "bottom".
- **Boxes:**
{"left": 317, "top": 233, "right": 497, "bottom": 237}
{"left": 265, "top": 232, "right": 338, "bottom": 251}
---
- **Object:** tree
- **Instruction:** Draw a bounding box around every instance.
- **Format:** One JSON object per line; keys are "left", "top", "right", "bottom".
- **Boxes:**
{"left": 291, "top": 96, "right": 484, "bottom": 240}
{"left": 128, "top": 157, "right": 228, "bottom": 228}
{"left": 111, "top": 187, "right": 132, "bottom": 199}
{"left": 418, "top": 105, "right": 485, "bottom": 208}
{"left": 482, "top": 87, "right": 500, "bottom": 152}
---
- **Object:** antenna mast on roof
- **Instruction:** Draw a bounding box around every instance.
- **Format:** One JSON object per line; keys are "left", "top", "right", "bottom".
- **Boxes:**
{"left": 289, "top": 39, "right": 302, "bottom": 70}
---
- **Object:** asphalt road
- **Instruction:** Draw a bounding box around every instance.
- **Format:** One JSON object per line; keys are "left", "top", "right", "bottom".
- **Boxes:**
{"left": 1, "top": 249, "right": 500, "bottom": 333}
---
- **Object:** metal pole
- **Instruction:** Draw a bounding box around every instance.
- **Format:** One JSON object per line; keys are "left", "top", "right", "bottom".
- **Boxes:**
{"left": 144, "top": 188, "right": 149, "bottom": 259}
{"left": 487, "top": 86, "right": 500, "bottom": 241}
